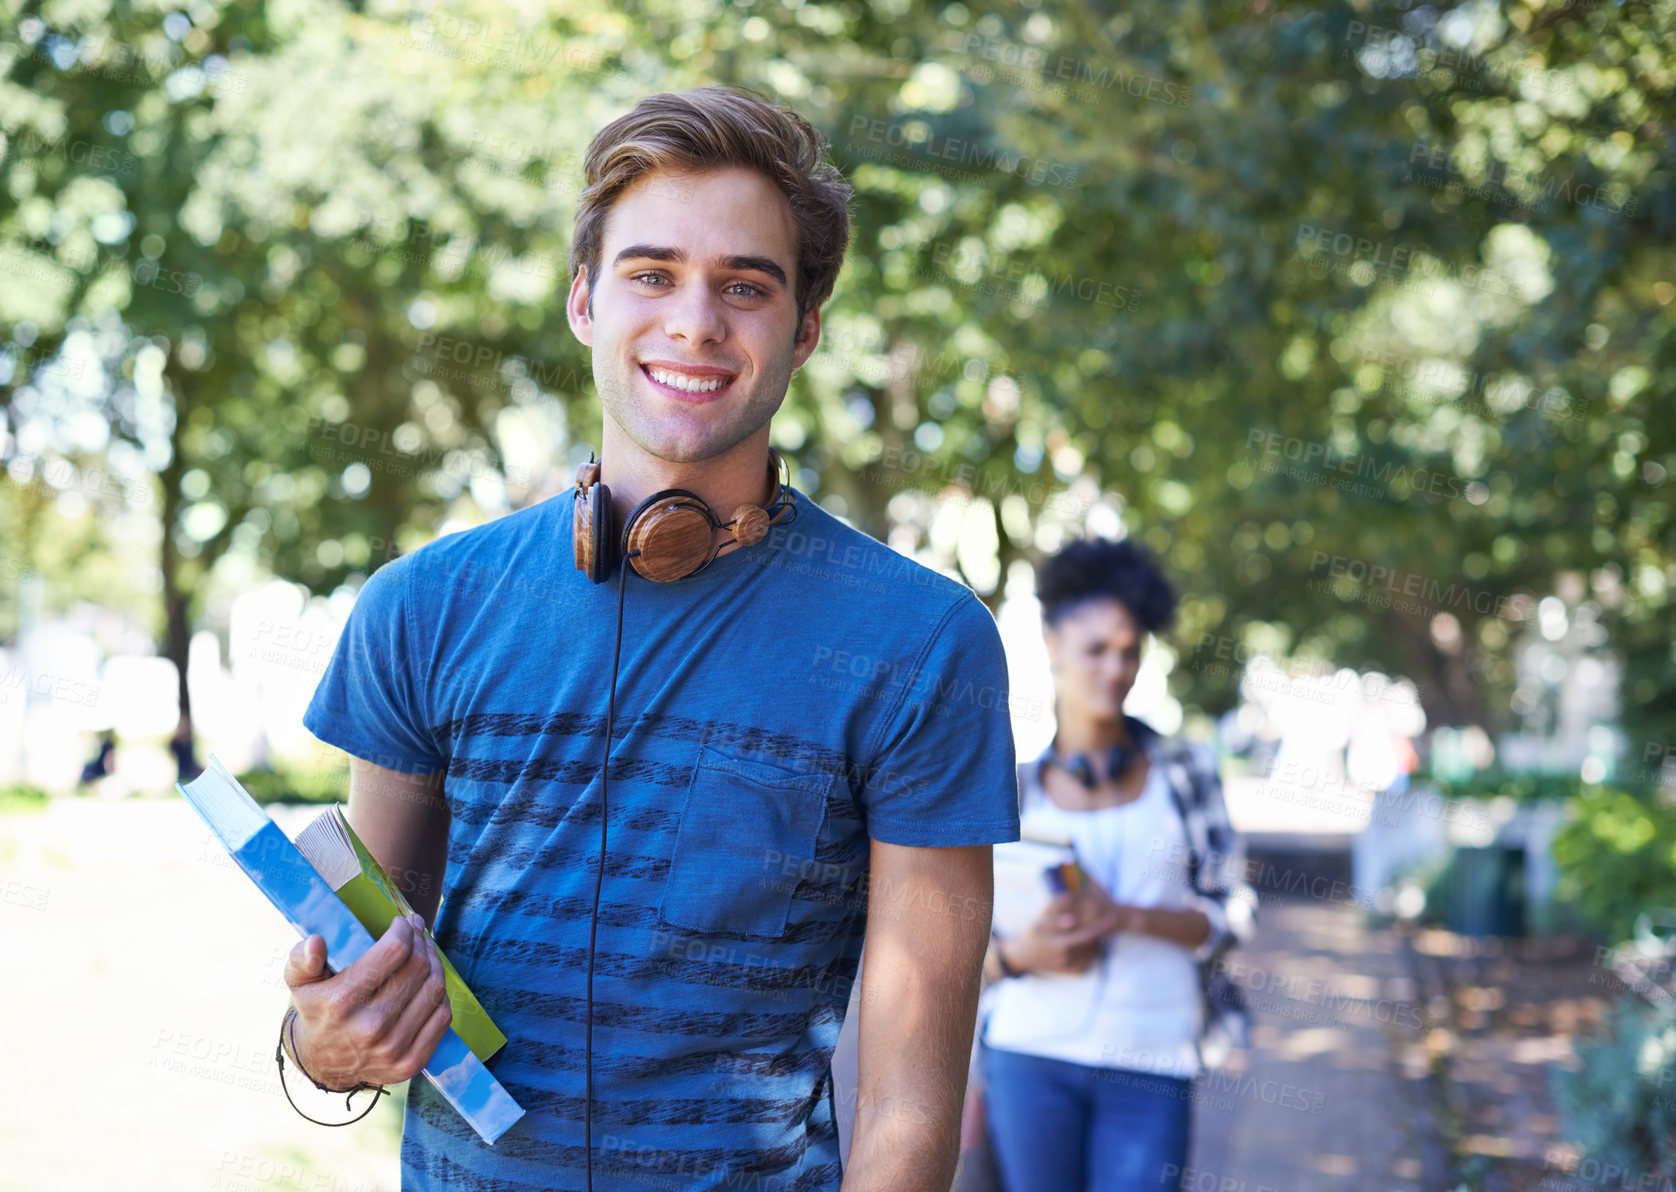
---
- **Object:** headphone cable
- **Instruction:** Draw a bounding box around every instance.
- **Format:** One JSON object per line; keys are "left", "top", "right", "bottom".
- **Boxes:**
{"left": 584, "top": 545, "right": 637, "bottom": 1192}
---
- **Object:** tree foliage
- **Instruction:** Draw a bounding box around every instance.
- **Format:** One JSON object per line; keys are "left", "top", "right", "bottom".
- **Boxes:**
{"left": 1, "top": 0, "right": 1670, "bottom": 750}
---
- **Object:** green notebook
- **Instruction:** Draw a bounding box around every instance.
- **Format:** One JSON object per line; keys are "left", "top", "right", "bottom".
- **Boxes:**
{"left": 294, "top": 805, "right": 506, "bottom": 1064}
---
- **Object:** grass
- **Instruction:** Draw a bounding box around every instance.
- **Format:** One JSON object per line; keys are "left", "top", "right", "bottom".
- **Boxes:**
{"left": 0, "top": 785, "right": 50, "bottom": 814}
{"left": 234, "top": 764, "right": 352, "bottom": 805}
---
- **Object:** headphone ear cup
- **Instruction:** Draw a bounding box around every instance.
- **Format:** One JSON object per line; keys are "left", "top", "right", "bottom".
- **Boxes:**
{"left": 625, "top": 496, "right": 715, "bottom": 582}
{"left": 591, "top": 481, "right": 613, "bottom": 582}
{"left": 573, "top": 483, "right": 596, "bottom": 580}
{"left": 1067, "top": 754, "right": 1097, "bottom": 790}
{"left": 573, "top": 479, "right": 613, "bottom": 583}
{"left": 1107, "top": 742, "right": 1130, "bottom": 780}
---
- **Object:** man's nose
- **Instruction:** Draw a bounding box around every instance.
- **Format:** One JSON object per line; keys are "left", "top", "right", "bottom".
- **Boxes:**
{"left": 663, "top": 282, "right": 728, "bottom": 346}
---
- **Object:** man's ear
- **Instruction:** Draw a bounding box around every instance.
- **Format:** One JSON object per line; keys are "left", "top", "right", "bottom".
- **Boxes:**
{"left": 789, "top": 302, "right": 821, "bottom": 370}
{"left": 566, "top": 268, "right": 593, "bottom": 347}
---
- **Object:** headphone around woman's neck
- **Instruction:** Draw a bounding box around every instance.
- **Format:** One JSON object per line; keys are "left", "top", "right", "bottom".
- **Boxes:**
{"left": 1042, "top": 716, "right": 1159, "bottom": 789}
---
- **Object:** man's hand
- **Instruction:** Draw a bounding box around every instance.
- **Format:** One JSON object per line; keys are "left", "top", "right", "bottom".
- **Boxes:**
{"left": 283, "top": 912, "right": 453, "bottom": 1089}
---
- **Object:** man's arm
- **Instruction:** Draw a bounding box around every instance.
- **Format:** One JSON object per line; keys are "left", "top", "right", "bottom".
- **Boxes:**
{"left": 282, "top": 756, "right": 454, "bottom": 1089}
{"left": 842, "top": 840, "right": 992, "bottom": 1192}
{"left": 344, "top": 754, "right": 451, "bottom": 927}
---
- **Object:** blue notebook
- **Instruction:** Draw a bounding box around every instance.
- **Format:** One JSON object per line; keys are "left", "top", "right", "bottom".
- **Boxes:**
{"left": 177, "top": 754, "right": 525, "bottom": 1146}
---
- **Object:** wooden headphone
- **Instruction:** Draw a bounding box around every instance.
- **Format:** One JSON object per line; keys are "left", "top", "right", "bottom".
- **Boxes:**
{"left": 572, "top": 449, "right": 797, "bottom": 583}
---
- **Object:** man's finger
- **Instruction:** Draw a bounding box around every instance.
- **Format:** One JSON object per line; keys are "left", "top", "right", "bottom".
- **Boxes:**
{"left": 395, "top": 999, "right": 456, "bottom": 1080}
{"left": 384, "top": 936, "right": 451, "bottom": 1062}
{"left": 365, "top": 928, "right": 443, "bottom": 1036}
{"left": 283, "top": 934, "right": 331, "bottom": 990}
{"left": 329, "top": 915, "right": 420, "bottom": 1010}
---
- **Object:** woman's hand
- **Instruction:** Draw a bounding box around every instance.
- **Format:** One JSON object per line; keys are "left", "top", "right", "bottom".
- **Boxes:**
{"left": 1002, "top": 891, "right": 1137, "bottom": 975}
{"left": 1069, "top": 879, "right": 1217, "bottom": 952}
{"left": 1071, "top": 879, "right": 1143, "bottom": 940}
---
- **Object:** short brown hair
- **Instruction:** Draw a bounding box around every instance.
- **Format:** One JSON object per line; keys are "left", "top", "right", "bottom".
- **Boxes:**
{"left": 569, "top": 86, "right": 853, "bottom": 323}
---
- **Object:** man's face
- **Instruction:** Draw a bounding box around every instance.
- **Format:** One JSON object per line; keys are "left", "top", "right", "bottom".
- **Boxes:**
{"left": 566, "top": 166, "right": 821, "bottom": 465}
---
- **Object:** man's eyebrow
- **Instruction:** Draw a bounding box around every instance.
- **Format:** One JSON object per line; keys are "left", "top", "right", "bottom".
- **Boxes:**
{"left": 718, "top": 255, "right": 789, "bottom": 288}
{"left": 613, "top": 244, "right": 789, "bottom": 288}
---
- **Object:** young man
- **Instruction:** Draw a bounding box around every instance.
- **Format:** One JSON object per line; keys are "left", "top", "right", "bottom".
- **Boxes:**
{"left": 284, "top": 86, "right": 1019, "bottom": 1191}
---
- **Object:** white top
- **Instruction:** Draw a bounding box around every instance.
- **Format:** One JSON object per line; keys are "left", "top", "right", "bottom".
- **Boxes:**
{"left": 982, "top": 759, "right": 1204, "bottom": 1078}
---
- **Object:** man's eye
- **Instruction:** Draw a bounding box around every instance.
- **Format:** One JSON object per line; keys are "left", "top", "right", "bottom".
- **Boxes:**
{"left": 726, "top": 281, "right": 765, "bottom": 298}
{"left": 631, "top": 272, "right": 670, "bottom": 287}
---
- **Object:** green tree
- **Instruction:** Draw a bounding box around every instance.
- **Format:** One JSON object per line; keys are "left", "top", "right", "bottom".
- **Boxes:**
{"left": 4, "top": 0, "right": 1670, "bottom": 760}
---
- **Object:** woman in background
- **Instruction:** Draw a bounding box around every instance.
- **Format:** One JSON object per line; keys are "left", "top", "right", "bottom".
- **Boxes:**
{"left": 975, "top": 537, "right": 1258, "bottom": 1192}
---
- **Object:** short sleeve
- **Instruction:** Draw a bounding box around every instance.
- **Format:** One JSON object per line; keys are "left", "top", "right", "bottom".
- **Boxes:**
{"left": 303, "top": 558, "right": 446, "bottom": 774}
{"left": 858, "top": 594, "right": 1021, "bottom": 847}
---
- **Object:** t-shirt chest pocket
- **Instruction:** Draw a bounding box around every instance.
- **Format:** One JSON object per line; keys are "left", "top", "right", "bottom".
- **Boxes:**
{"left": 659, "top": 745, "right": 835, "bottom": 938}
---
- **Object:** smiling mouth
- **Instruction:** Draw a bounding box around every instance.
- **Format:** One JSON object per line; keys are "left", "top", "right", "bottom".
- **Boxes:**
{"left": 641, "top": 363, "right": 737, "bottom": 397}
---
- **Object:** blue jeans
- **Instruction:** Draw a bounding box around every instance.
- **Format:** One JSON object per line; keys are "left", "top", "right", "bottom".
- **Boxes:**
{"left": 981, "top": 1046, "right": 1191, "bottom": 1192}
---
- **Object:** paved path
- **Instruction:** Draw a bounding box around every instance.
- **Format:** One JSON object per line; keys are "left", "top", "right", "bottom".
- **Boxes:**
{"left": 949, "top": 889, "right": 1453, "bottom": 1191}
{"left": 1187, "top": 896, "right": 1448, "bottom": 1192}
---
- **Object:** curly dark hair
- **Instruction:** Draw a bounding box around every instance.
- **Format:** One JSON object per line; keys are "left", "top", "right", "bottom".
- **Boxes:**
{"left": 1035, "top": 537, "right": 1178, "bottom": 634}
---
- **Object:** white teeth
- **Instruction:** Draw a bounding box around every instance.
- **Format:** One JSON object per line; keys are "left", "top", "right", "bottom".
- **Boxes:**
{"left": 646, "top": 367, "right": 727, "bottom": 394}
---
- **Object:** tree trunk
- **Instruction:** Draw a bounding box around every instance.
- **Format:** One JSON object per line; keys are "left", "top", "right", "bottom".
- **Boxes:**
{"left": 977, "top": 496, "right": 1017, "bottom": 617}
{"left": 1380, "top": 606, "right": 1493, "bottom": 731}
{"left": 159, "top": 396, "right": 196, "bottom": 778}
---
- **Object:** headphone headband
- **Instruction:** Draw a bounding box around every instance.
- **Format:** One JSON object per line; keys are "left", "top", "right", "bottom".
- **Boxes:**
{"left": 1041, "top": 718, "right": 1157, "bottom": 790}
{"left": 572, "top": 450, "right": 796, "bottom": 583}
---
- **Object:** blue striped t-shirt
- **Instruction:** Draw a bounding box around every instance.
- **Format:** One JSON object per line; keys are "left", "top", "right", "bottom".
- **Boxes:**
{"left": 302, "top": 485, "right": 1020, "bottom": 1191}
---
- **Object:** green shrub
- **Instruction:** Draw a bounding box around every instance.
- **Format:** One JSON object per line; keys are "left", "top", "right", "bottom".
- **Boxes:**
{"left": 1551, "top": 787, "right": 1676, "bottom": 946}
{"left": 0, "top": 785, "right": 51, "bottom": 814}
{"left": 1426, "top": 768, "right": 1616, "bottom": 805}
{"left": 234, "top": 764, "right": 350, "bottom": 805}
{"left": 1551, "top": 997, "right": 1676, "bottom": 1182}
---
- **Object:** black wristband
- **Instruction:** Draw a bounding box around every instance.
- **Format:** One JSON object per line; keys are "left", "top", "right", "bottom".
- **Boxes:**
{"left": 276, "top": 1006, "right": 387, "bottom": 1127}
